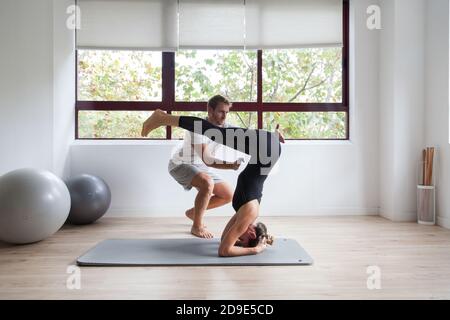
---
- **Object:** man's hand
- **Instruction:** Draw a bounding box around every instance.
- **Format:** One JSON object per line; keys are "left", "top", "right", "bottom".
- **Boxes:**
{"left": 232, "top": 158, "right": 245, "bottom": 171}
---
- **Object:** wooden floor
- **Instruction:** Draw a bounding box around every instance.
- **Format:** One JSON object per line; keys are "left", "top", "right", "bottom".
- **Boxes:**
{"left": 1, "top": 216, "right": 450, "bottom": 300}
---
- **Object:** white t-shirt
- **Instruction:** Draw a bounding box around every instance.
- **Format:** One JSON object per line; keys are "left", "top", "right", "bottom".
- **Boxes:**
{"left": 168, "top": 119, "right": 230, "bottom": 171}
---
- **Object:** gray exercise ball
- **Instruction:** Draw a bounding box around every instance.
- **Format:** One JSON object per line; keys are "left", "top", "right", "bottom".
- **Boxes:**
{"left": 65, "top": 174, "right": 111, "bottom": 225}
{"left": 0, "top": 168, "right": 71, "bottom": 244}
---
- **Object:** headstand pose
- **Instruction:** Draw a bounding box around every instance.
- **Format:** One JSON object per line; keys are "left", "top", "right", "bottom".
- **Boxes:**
{"left": 142, "top": 110, "right": 284, "bottom": 257}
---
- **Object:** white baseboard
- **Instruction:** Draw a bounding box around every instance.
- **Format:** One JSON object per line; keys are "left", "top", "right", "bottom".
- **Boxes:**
{"left": 105, "top": 207, "right": 380, "bottom": 218}
{"left": 378, "top": 210, "right": 417, "bottom": 222}
{"left": 379, "top": 210, "right": 450, "bottom": 230}
{"left": 437, "top": 215, "right": 450, "bottom": 229}
{"left": 103, "top": 208, "right": 450, "bottom": 230}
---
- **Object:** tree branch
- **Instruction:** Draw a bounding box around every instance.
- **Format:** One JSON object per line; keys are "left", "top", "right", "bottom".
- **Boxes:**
{"left": 288, "top": 63, "right": 317, "bottom": 103}
{"left": 235, "top": 112, "right": 246, "bottom": 127}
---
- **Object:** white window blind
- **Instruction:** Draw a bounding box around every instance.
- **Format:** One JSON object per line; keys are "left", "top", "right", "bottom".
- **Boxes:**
{"left": 76, "top": 0, "right": 178, "bottom": 51}
{"left": 245, "top": 0, "right": 343, "bottom": 49}
{"left": 76, "top": 0, "right": 343, "bottom": 51}
{"left": 178, "top": 0, "right": 245, "bottom": 49}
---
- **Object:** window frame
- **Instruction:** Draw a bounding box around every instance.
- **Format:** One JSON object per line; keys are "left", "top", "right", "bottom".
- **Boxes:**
{"left": 75, "top": 0, "right": 349, "bottom": 141}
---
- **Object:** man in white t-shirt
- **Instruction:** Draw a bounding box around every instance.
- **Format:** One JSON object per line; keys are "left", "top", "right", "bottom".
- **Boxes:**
{"left": 168, "top": 95, "right": 241, "bottom": 239}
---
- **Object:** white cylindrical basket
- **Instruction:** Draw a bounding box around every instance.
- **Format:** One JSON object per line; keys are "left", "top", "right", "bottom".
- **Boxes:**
{"left": 417, "top": 185, "right": 435, "bottom": 225}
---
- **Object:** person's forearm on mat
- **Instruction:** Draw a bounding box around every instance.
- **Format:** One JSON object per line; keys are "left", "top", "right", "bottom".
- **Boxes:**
{"left": 219, "top": 244, "right": 259, "bottom": 257}
{"left": 219, "top": 239, "right": 267, "bottom": 257}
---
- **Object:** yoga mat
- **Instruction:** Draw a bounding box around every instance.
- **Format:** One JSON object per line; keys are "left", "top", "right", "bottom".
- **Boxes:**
{"left": 76, "top": 238, "right": 313, "bottom": 266}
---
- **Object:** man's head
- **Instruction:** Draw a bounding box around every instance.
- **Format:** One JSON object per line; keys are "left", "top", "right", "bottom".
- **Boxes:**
{"left": 239, "top": 222, "right": 272, "bottom": 247}
{"left": 207, "top": 95, "right": 231, "bottom": 127}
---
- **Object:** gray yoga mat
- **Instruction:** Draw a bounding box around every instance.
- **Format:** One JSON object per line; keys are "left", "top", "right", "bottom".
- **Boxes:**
{"left": 76, "top": 238, "right": 313, "bottom": 266}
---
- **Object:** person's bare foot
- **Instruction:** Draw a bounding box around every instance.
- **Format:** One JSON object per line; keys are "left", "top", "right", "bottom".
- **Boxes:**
{"left": 141, "top": 109, "right": 164, "bottom": 137}
{"left": 191, "top": 225, "right": 214, "bottom": 239}
{"left": 275, "top": 124, "right": 285, "bottom": 143}
{"left": 185, "top": 209, "right": 206, "bottom": 228}
{"left": 185, "top": 208, "right": 195, "bottom": 221}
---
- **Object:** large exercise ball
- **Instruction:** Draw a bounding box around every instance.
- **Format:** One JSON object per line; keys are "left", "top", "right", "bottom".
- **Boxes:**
{"left": 65, "top": 174, "right": 111, "bottom": 225}
{"left": 0, "top": 168, "right": 71, "bottom": 244}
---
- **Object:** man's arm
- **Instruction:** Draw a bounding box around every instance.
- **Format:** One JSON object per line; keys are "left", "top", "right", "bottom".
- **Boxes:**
{"left": 195, "top": 144, "right": 241, "bottom": 170}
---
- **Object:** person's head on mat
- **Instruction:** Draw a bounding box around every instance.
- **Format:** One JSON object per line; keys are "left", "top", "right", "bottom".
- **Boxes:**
{"left": 207, "top": 95, "right": 231, "bottom": 127}
{"left": 236, "top": 222, "right": 274, "bottom": 248}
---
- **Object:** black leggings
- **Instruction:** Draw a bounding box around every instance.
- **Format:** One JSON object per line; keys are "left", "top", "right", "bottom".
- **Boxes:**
{"left": 179, "top": 116, "right": 282, "bottom": 212}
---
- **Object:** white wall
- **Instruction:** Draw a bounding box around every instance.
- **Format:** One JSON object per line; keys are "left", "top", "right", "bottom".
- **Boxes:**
{"left": 0, "top": 0, "right": 74, "bottom": 178}
{"left": 71, "top": 0, "right": 381, "bottom": 218}
{"left": 0, "top": 0, "right": 54, "bottom": 174}
{"left": 379, "top": 0, "right": 426, "bottom": 222}
{"left": 379, "top": 0, "right": 396, "bottom": 221}
{"left": 53, "top": 0, "right": 75, "bottom": 178}
{"left": 425, "top": 0, "right": 450, "bottom": 228}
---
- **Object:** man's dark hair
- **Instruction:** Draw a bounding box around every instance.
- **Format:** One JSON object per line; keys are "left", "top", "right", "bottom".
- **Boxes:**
{"left": 207, "top": 95, "right": 231, "bottom": 111}
{"left": 248, "top": 222, "right": 268, "bottom": 248}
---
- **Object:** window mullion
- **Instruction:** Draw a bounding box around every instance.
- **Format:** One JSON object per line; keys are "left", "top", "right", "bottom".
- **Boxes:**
{"left": 257, "top": 49, "right": 263, "bottom": 130}
{"left": 162, "top": 52, "right": 175, "bottom": 139}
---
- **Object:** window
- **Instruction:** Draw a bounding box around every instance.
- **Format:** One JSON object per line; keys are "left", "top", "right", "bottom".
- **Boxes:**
{"left": 262, "top": 48, "right": 342, "bottom": 103}
{"left": 175, "top": 50, "right": 257, "bottom": 102}
{"left": 77, "top": 50, "right": 162, "bottom": 102}
{"left": 76, "top": 0, "right": 349, "bottom": 140}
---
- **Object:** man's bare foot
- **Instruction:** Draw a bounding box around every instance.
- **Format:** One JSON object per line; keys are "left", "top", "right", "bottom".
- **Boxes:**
{"left": 141, "top": 109, "right": 165, "bottom": 137}
{"left": 185, "top": 209, "right": 206, "bottom": 228}
{"left": 191, "top": 225, "right": 214, "bottom": 239}
{"left": 275, "top": 124, "right": 285, "bottom": 143}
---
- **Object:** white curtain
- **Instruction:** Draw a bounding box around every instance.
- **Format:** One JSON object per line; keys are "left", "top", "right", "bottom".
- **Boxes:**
{"left": 76, "top": 0, "right": 343, "bottom": 51}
